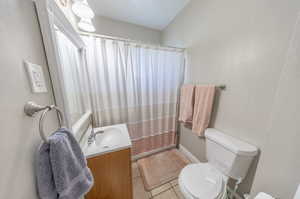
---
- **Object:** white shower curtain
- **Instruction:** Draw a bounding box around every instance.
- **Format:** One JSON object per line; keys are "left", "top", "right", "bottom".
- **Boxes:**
{"left": 83, "top": 36, "right": 185, "bottom": 155}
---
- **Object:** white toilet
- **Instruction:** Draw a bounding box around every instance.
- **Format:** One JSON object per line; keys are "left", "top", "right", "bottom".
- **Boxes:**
{"left": 178, "top": 128, "right": 258, "bottom": 199}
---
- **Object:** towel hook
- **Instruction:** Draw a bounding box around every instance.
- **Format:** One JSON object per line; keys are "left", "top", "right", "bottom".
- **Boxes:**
{"left": 24, "top": 101, "right": 65, "bottom": 143}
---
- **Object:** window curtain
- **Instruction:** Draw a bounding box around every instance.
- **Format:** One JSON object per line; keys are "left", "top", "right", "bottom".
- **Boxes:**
{"left": 83, "top": 36, "right": 185, "bottom": 155}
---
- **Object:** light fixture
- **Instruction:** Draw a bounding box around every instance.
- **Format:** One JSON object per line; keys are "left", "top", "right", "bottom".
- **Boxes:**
{"left": 72, "top": 0, "right": 95, "bottom": 19}
{"left": 77, "top": 18, "right": 96, "bottom": 32}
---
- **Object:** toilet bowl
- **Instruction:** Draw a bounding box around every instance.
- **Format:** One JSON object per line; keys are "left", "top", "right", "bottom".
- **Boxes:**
{"left": 178, "top": 128, "right": 258, "bottom": 199}
{"left": 178, "top": 163, "right": 228, "bottom": 199}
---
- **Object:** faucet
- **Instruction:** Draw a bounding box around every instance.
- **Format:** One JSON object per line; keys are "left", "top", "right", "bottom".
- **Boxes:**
{"left": 87, "top": 129, "right": 96, "bottom": 146}
{"left": 87, "top": 129, "right": 105, "bottom": 146}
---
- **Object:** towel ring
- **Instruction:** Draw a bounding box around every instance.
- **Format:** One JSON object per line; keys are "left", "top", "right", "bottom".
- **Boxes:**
{"left": 24, "top": 101, "right": 66, "bottom": 143}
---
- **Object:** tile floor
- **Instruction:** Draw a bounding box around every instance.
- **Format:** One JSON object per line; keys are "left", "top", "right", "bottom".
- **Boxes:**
{"left": 132, "top": 162, "right": 185, "bottom": 199}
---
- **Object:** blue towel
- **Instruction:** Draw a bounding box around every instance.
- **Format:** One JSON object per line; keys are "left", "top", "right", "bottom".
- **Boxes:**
{"left": 36, "top": 128, "right": 94, "bottom": 199}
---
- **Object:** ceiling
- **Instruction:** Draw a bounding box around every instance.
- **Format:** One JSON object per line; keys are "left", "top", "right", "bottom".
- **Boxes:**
{"left": 88, "top": 0, "right": 190, "bottom": 30}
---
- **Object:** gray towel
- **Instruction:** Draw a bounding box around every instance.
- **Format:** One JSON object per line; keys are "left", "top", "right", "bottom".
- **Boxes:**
{"left": 36, "top": 128, "right": 94, "bottom": 199}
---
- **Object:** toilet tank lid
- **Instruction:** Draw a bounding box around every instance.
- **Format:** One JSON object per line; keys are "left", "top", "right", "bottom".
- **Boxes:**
{"left": 205, "top": 128, "right": 258, "bottom": 156}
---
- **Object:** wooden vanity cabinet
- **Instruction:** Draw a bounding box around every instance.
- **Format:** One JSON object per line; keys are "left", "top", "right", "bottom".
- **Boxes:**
{"left": 85, "top": 148, "right": 133, "bottom": 199}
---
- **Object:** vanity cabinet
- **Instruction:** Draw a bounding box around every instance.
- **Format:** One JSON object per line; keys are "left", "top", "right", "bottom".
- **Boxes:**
{"left": 85, "top": 148, "right": 133, "bottom": 199}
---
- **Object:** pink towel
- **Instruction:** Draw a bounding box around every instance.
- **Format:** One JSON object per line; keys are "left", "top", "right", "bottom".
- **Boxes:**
{"left": 192, "top": 85, "right": 216, "bottom": 136}
{"left": 178, "top": 84, "right": 195, "bottom": 124}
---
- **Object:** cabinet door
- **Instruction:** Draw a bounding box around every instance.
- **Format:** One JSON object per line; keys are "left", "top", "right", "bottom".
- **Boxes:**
{"left": 86, "top": 149, "right": 133, "bottom": 199}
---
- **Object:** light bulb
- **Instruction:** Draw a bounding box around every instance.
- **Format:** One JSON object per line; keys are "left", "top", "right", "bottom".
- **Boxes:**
{"left": 78, "top": 18, "right": 96, "bottom": 32}
{"left": 72, "top": 0, "right": 95, "bottom": 19}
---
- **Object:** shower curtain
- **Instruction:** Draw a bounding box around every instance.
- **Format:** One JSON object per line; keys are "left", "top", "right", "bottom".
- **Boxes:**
{"left": 83, "top": 36, "right": 185, "bottom": 155}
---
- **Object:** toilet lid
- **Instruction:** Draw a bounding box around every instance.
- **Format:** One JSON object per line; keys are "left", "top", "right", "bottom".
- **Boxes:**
{"left": 180, "top": 163, "right": 224, "bottom": 199}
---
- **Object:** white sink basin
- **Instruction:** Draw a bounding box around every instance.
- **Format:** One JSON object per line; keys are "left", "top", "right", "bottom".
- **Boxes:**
{"left": 94, "top": 127, "right": 122, "bottom": 148}
{"left": 82, "top": 124, "right": 132, "bottom": 158}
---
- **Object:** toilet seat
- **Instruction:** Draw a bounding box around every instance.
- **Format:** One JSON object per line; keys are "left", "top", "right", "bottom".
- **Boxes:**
{"left": 178, "top": 163, "right": 227, "bottom": 199}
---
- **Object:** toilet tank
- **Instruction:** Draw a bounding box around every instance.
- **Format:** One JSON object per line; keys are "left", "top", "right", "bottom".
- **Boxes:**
{"left": 205, "top": 128, "right": 258, "bottom": 181}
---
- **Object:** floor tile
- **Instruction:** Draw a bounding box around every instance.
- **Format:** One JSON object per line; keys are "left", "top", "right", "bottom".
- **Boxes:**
{"left": 132, "top": 162, "right": 140, "bottom": 179}
{"left": 170, "top": 178, "right": 178, "bottom": 187}
{"left": 152, "top": 189, "right": 178, "bottom": 199}
{"left": 133, "top": 177, "right": 150, "bottom": 199}
{"left": 150, "top": 183, "right": 172, "bottom": 197}
{"left": 173, "top": 185, "right": 185, "bottom": 199}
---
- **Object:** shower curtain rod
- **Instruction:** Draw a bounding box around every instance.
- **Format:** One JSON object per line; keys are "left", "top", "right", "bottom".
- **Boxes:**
{"left": 79, "top": 31, "right": 185, "bottom": 52}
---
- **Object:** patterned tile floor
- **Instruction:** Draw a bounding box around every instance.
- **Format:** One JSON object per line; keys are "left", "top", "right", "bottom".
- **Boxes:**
{"left": 132, "top": 162, "right": 185, "bottom": 199}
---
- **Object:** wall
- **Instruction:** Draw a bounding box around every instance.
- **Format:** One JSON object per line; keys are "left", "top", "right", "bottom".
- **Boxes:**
{"left": 0, "top": 0, "right": 57, "bottom": 198}
{"left": 92, "top": 15, "right": 162, "bottom": 44}
{"left": 250, "top": 12, "right": 300, "bottom": 198}
{"left": 162, "top": 0, "right": 300, "bottom": 198}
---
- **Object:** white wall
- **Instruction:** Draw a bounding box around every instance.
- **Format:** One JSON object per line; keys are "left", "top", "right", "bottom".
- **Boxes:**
{"left": 0, "top": 0, "right": 57, "bottom": 198}
{"left": 250, "top": 12, "right": 300, "bottom": 198}
{"left": 92, "top": 15, "right": 162, "bottom": 44}
{"left": 162, "top": 0, "right": 300, "bottom": 198}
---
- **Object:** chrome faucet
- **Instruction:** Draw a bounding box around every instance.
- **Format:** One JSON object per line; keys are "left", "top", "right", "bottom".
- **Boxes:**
{"left": 87, "top": 129, "right": 105, "bottom": 146}
{"left": 87, "top": 129, "right": 96, "bottom": 146}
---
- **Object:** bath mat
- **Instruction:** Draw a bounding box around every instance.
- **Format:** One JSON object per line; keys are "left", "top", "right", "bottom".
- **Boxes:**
{"left": 137, "top": 149, "right": 190, "bottom": 191}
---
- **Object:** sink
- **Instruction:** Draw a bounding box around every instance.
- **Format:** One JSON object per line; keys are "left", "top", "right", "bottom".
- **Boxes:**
{"left": 82, "top": 124, "right": 132, "bottom": 158}
{"left": 94, "top": 128, "right": 122, "bottom": 148}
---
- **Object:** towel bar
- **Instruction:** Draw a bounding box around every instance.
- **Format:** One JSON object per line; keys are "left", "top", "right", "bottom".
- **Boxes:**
{"left": 218, "top": 84, "right": 226, "bottom": 90}
{"left": 187, "top": 84, "right": 226, "bottom": 90}
{"left": 24, "top": 101, "right": 65, "bottom": 143}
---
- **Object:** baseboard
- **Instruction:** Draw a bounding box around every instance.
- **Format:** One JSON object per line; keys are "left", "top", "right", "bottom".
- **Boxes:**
{"left": 179, "top": 144, "right": 200, "bottom": 163}
{"left": 132, "top": 144, "right": 201, "bottom": 163}
{"left": 132, "top": 145, "right": 176, "bottom": 161}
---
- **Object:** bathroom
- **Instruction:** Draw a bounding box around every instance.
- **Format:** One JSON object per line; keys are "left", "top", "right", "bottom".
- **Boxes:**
{"left": 1, "top": 0, "right": 300, "bottom": 198}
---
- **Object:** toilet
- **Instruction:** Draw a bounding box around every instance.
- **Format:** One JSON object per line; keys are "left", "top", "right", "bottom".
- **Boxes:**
{"left": 178, "top": 128, "right": 258, "bottom": 199}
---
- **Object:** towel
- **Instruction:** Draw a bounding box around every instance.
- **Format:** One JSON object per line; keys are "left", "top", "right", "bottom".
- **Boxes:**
{"left": 178, "top": 84, "right": 195, "bottom": 124}
{"left": 192, "top": 85, "right": 216, "bottom": 136}
{"left": 36, "top": 128, "right": 94, "bottom": 199}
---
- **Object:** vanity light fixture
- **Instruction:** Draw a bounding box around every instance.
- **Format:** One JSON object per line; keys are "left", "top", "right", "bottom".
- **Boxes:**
{"left": 72, "top": 0, "right": 96, "bottom": 32}
{"left": 72, "top": 0, "right": 95, "bottom": 19}
{"left": 78, "top": 18, "right": 96, "bottom": 32}
{"left": 59, "top": 0, "right": 68, "bottom": 7}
